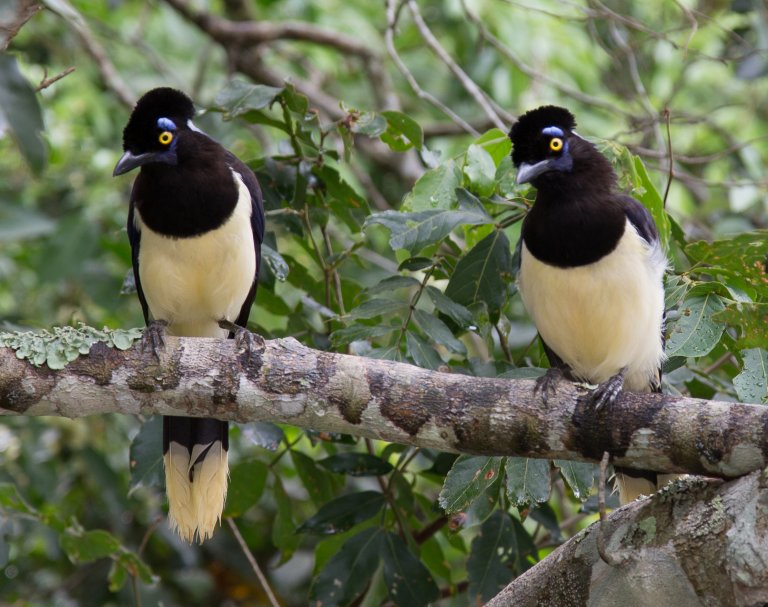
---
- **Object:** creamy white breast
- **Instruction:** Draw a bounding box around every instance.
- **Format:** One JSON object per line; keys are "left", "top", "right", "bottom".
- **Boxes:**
{"left": 518, "top": 219, "right": 666, "bottom": 391}
{"left": 135, "top": 172, "right": 256, "bottom": 338}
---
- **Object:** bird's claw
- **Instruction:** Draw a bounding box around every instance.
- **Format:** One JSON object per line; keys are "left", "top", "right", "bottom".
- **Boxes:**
{"left": 533, "top": 367, "right": 564, "bottom": 405}
{"left": 218, "top": 319, "right": 264, "bottom": 355}
{"left": 142, "top": 319, "right": 168, "bottom": 361}
{"left": 588, "top": 368, "right": 627, "bottom": 411}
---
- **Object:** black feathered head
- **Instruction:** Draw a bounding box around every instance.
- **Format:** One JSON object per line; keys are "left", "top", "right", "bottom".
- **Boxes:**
{"left": 114, "top": 88, "right": 198, "bottom": 176}
{"left": 509, "top": 105, "right": 578, "bottom": 186}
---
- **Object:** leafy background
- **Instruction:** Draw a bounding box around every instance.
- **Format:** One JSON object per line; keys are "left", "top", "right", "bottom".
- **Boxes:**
{"left": 1, "top": 0, "right": 767, "bottom": 605}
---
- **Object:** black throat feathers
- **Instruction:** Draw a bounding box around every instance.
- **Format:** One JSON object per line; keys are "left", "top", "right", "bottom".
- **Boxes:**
{"left": 521, "top": 137, "right": 628, "bottom": 268}
{"left": 132, "top": 133, "right": 239, "bottom": 239}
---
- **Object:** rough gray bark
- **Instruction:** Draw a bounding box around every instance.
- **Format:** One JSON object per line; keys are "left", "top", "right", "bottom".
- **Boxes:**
{"left": 487, "top": 472, "right": 768, "bottom": 607}
{"left": 1, "top": 336, "right": 766, "bottom": 481}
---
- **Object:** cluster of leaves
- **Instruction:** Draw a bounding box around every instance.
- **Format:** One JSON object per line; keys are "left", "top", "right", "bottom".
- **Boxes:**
{"left": 0, "top": 482, "right": 155, "bottom": 592}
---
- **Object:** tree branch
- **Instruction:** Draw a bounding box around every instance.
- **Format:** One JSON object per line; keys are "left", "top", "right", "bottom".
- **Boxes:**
{"left": 1, "top": 336, "right": 766, "bottom": 481}
{"left": 487, "top": 472, "right": 768, "bottom": 606}
{"left": 0, "top": 0, "right": 41, "bottom": 51}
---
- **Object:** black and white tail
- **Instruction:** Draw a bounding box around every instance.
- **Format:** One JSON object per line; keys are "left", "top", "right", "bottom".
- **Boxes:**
{"left": 163, "top": 416, "right": 229, "bottom": 543}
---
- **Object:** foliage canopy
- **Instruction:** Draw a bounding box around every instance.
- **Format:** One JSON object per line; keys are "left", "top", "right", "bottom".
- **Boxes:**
{"left": 1, "top": 0, "right": 767, "bottom": 605}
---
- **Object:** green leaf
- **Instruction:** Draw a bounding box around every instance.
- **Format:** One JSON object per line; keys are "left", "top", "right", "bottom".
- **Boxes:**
{"left": 128, "top": 416, "right": 164, "bottom": 496}
{"left": 529, "top": 503, "right": 562, "bottom": 543}
{"left": 631, "top": 154, "right": 670, "bottom": 251}
{"left": 402, "top": 161, "right": 462, "bottom": 211}
{"left": 213, "top": 80, "right": 284, "bottom": 116}
{"left": 445, "top": 230, "right": 513, "bottom": 317}
{"left": 420, "top": 535, "right": 452, "bottom": 582}
{"left": 272, "top": 477, "right": 300, "bottom": 562}
{"left": 330, "top": 323, "right": 395, "bottom": 347}
{"left": 109, "top": 551, "right": 157, "bottom": 590}
{"left": 665, "top": 294, "right": 727, "bottom": 357}
{"left": 0, "top": 201, "right": 55, "bottom": 241}
{"left": 734, "top": 348, "right": 768, "bottom": 405}
{"left": 504, "top": 457, "right": 551, "bottom": 507}
{"left": 467, "top": 511, "right": 516, "bottom": 603}
{"left": 0, "top": 54, "right": 46, "bottom": 173}
{"left": 365, "top": 207, "right": 491, "bottom": 254}
{"left": 474, "top": 128, "right": 513, "bottom": 166}
{"left": 412, "top": 309, "right": 466, "bottom": 354}
{"left": 224, "top": 459, "right": 269, "bottom": 516}
{"left": 297, "top": 491, "right": 385, "bottom": 535}
{"left": 282, "top": 81, "right": 310, "bottom": 115}
{"left": 463, "top": 475, "right": 501, "bottom": 528}
{"left": 425, "top": 286, "right": 474, "bottom": 328}
{"left": 350, "top": 111, "right": 388, "bottom": 136}
{"left": 290, "top": 450, "right": 337, "bottom": 507}
{"left": 381, "top": 110, "right": 424, "bottom": 151}
{"left": 464, "top": 144, "right": 497, "bottom": 197}
{"left": 714, "top": 303, "right": 768, "bottom": 349}
{"left": 554, "top": 460, "right": 596, "bottom": 499}
{"left": 347, "top": 298, "right": 407, "bottom": 320}
{"left": 315, "top": 164, "right": 370, "bottom": 231}
{"left": 366, "top": 275, "right": 422, "bottom": 295}
{"left": 262, "top": 243, "right": 289, "bottom": 282}
{"left": 685, "top": 230, "right": 768, "bottom": 298}
{"left": 242, "top": 422, "right": 284, "bottom": 451}
{"left": 318, "top": 453, "right": 394, "bottom": 477}
{"left": 398, "top": 257, "right": 434, "bottom": 271}
{"left": 60, "top": 529, "right": 121, "bottom": 563}
{"left": 0, "top": 483, "right": 35, "bottom": 515}
{"left": 406, "top": 331, "right": 444, "bottom": 370}
{"left": 438, "top": 456, "right": 504, "bottom": 514}
{"left": 309, "top": 527, "right": 385, "bottom": 606}
{"left": 509, "top": 516, "right": 538, "bottom": 571}
{"left": 381, "top": 532, "right": 439, "bottom": 607}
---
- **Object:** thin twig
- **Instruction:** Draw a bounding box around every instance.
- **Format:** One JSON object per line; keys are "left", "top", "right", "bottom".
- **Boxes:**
{"left": 137, "top": 515, "right": 163, "bottom": 556}
{"left": 607, "top": 21, "right": 664, "bottom": 155}
{"left": 395, "top": 264, "right": 435, "bottom": 351}
{"left": 462, "top": 0, "right": 626, "bottom": 117}
{"left": 45, "top": 1, "right": 134, "bottom": 107}
{"left": 226, "top": 517, "right": 281, "bottom": 607}
{"left": 406, "top": 0, "right": 506, "bottom": 131}
{"left": 384, "top": 0, "right": 478, "bottom": 136}
{"left": 661, "top": 108, "right": 673, "bottom": 209}
{"left": 35, "top": 67, "right": 76, "bottom": 91}
{"left": 321, "top": 224, "right": 346, "bottom": 316}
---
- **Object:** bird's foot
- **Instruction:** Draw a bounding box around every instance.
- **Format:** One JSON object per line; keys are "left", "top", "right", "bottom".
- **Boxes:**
{"left": 141, "top": 319, "right": 168, "bottom": 361}
{"left": 588, "top": 368, "right": 627, "bottom": 411}
{"left": 533, "top": 367, "right": 565, "bottom": 405}
{"left": 218, "top": 319, "right": 264, "bottom": 355}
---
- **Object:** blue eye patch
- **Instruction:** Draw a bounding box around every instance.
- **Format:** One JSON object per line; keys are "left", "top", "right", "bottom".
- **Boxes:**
{"left": 157, "top": 117, "right": 177, "bottom": 131}
{"left": 542, "top": 126, "right": 564, "bottom": 137}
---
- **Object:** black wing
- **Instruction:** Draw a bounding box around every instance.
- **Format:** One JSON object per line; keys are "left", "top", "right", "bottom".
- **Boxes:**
{"left": 617, "top": 194, "right": 659, "bottom": 247}
{"left": 127, "top": 183, "right": 150, "bottom": 325}
{"left": 227, "top": 152, "right": 265, "bottom": 329}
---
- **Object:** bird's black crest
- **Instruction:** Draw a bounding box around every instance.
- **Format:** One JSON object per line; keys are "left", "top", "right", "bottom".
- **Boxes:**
{"left": 510, "top": 105, "right": 576, "bottom": 167}
{"left": 122, "top": 87, "right": 196, "bottom": 152}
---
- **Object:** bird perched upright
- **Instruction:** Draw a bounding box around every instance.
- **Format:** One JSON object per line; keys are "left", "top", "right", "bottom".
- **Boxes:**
{"left": 114, "top": 88, "right": 264, "bottom": 542}
{"left": 509, "top": 105, "right": 672, "bottom": 504}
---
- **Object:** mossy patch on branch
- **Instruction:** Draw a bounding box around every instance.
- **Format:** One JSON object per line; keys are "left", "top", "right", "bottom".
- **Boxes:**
{"left": 0, "top": 324, "right": 143, "bottom": 370}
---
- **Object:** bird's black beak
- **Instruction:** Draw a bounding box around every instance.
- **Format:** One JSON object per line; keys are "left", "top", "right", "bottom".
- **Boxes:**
{"left": 516, "top": 159, "right": 552, "bottom": 185}
{"left": 113, "top": 150, "right": 157, "bottom": 176}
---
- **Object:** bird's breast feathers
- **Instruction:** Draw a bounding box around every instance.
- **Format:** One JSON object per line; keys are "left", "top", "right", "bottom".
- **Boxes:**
{"left": 135, "top": 171, "right": 256, "bottom": 337}
{"left": 519, "top": 219, "right": 666, "bottom": 390}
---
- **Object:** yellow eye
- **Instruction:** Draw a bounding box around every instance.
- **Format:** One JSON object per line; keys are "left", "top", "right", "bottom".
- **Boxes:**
{"left": 158, "top": 131, "right": 173, "bottom": 145}
{"left": 549, "top": 137, "right": 563, "bottom": 152}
